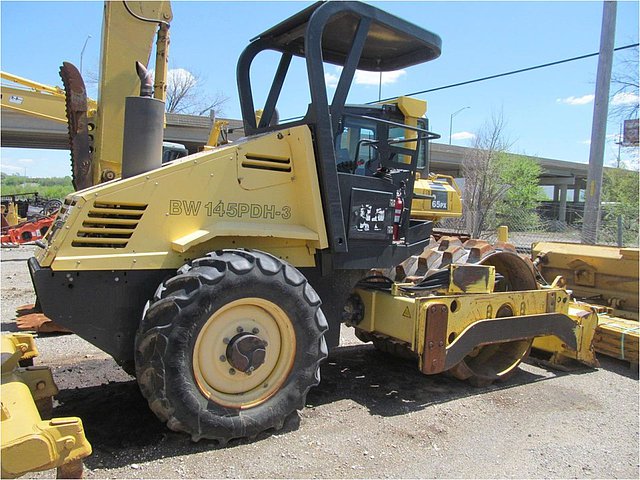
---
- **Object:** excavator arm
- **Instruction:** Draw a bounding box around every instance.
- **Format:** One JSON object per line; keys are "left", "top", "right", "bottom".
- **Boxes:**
{"left": 0, "top": 73, "right": 76, "bottom": 124}
{"left": 1, "top": 2, "right": 173, "bottom": 189}
{"left": 92, "top": 1, "right": 173, "bottom": 185}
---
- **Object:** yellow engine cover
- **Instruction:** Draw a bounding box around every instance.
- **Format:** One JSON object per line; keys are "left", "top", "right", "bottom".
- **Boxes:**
{"left": 37, "top": 126, "right": 328, "bottom": 271}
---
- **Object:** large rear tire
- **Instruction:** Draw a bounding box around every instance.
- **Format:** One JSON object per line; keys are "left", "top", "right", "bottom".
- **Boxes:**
{"left": 135, "top": 249, "right": 327, "bottom": 442}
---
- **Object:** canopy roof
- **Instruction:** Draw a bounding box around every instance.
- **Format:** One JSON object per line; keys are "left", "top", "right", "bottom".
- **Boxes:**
{"left": 252, "top": 1, "right": 442, "bottom": 71}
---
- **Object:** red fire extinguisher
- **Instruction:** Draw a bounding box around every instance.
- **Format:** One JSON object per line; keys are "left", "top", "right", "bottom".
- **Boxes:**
{"left": 393, "top": 191, "right": 404, "bottom": 241}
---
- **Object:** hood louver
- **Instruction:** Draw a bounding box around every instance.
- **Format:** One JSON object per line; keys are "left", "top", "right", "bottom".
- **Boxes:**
{"left": 72, "top": 201, "right": 147, "bottom": 248}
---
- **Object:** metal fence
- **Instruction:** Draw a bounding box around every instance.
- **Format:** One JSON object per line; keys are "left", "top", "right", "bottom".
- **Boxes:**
{"left": 434, "top": 203, "right": 638, "bottom": 255}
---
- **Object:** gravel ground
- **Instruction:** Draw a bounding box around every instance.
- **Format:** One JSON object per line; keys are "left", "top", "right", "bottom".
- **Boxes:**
{"left": 2, "top": 245, "right": 638, "bottom": 479}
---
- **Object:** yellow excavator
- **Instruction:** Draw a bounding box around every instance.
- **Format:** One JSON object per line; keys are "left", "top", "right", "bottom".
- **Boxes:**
{"left": 20, "top": 0, "right": 600, "bottom": 449}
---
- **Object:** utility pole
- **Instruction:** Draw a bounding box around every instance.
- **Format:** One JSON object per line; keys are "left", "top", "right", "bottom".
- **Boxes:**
{"left": 582, "top": 1, "right": 617, "bottom": 244}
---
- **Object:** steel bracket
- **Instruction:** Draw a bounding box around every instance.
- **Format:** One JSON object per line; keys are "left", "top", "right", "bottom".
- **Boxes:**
{"left": 421, "top": 303, "right": 448, "bottom": 374}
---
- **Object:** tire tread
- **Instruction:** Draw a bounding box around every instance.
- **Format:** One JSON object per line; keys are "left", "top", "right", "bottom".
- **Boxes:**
{"left": 135, "top": 249, "right": 327, "bottom": 443}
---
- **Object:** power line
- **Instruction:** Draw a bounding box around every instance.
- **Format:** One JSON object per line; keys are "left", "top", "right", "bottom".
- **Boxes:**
{"left": 279, "top": 43, "right": 639, "bottom": 123}
{"left": 372, "top": 43, "right": 639, "bottom": 104}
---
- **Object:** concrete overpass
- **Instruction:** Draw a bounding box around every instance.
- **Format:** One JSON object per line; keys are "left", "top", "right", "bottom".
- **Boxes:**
{"left": 1, "top": 110, "right": 595, "bottom": 222}
{"left": 429, "top": 143, "right": 590, "bottom": 223}
{"left": 0, "top": 110, "right": 245, "bottom": 152}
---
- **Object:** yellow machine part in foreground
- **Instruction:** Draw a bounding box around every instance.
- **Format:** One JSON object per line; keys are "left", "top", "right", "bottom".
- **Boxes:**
{"left": 593, "top": 312, "right": 639, "bottom": 364}
{"left": 1, "top": 334, "right": 92, "bottom": 478}
{"left": 530, "top": 299, "right": 600, "bottom": 367}
{"left": 1, "top": 202, "right": 24, "bottom": 228}
{"left": 532, "top": 242, "right": 639, "bottom": 365}
{"left": 532, "top": 242, "right": 639, "bottom": 320}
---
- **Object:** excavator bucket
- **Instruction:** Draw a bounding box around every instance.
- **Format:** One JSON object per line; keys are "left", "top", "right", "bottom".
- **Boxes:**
{"left": 1, "top": 333, "right": 91, "bottom": 478}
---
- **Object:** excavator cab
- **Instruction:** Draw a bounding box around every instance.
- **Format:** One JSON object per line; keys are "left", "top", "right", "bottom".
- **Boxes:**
{"left": 237, "top": 0, "right": 442, "bottom": 269}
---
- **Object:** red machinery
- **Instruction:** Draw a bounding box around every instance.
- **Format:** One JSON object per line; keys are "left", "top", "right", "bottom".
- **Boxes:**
{"left": 1, "top": 214, "right": 56, "bottom": 246}
{"left": 1, "top": 193, "right": 61, "bottom": 246}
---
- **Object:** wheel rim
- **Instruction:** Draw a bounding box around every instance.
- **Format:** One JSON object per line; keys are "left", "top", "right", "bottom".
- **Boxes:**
{"left": 193, "top": 297, "right": 296, "bottom": 408}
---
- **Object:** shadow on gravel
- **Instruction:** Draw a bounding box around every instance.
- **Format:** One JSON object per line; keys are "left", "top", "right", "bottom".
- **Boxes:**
{"left": 306, "top": 344, "right": 572, "bottom": 416}
{"left": 51, "top": 342, "right": 578, "bottom": 469}
{"left": 1, "top": 321, "right": 22, "bottom": 333}
{"left": 54, "top": 374, "right": 302, "bottom": 470}
{"left": 596, "top": 354, "right": 639, "bottom": 380}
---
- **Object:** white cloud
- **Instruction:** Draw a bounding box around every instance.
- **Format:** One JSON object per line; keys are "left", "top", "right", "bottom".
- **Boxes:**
{"left": 0, "top": 158, "right": 33, "bottom": 175}
{"left": 167, "top": 68, "right": 196, "bottom": 86}
{"left": 150, "top": 68, "right": 197, "bottom": 88}
{"left": 580, "top": 140, "right": 591, "bottom": 145}
{"left": 1, "top": 148, "right": 71, "bottom": 177}
{"left": 451, "top": 131, "right": 476, "bottom": 141}
{"left": 325, "top": 72, "right": 340, "bottom": 89}
{"left": 324, "top": 67, "right": 406, "bottom": 88}
{"left": 354, "top": 69, "right": 406, "bottom": 86}
{"left": 612, "top": 92, "right": 639, "bottom": 106}
{"left": 558, "top": 92, "right": 639, "bottom": 107}
{"left": 556, "top": 94, "right": 594, "bottom": 105}
{"left": 0, "top": 164, "right": 24, "bottom": 173}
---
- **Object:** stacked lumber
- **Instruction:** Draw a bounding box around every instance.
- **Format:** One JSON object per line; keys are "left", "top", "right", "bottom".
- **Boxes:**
{"left": 594, "top": 314, "right": 639, "bottom": 365}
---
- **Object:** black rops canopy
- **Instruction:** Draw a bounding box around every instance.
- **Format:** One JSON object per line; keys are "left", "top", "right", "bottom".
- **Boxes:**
{"left": 252, "top": 1, "right": 442, "bottom": 71}
{"left": 236, "top": 1, "right": 443, "bottom": 257}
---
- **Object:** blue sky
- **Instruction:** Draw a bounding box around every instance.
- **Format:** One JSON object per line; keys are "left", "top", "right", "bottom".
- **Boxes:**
{"left": 1, "top": 1, "right": 638, "bottom": 178}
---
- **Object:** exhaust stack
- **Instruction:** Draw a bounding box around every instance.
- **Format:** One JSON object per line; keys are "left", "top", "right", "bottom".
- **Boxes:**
{"left": 121, "top": 61, "right": 164, "bottom": 179}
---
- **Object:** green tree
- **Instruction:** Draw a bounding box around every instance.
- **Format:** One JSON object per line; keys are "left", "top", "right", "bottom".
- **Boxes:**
{"left": 1, "top": 175, "right": 73, "bottom": 199}
{"left": 495, "top": 153, "right": 544, "bottom": 231}
{"left": 461, "top": 114, "right": 511, "bottom": 237}
{"left": 601, "top": 166, "right": 639, "bottom": 246}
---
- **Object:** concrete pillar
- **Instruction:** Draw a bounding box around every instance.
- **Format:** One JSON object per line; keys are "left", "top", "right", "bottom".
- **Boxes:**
{"left": 574, "top": 181, "right": 585, "bottom": 202}
{"left": 558, "top": 184, "right": 568, "bottom": 223}
{"left": 553, "top": 186, "right": 559, "bottom": 202}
